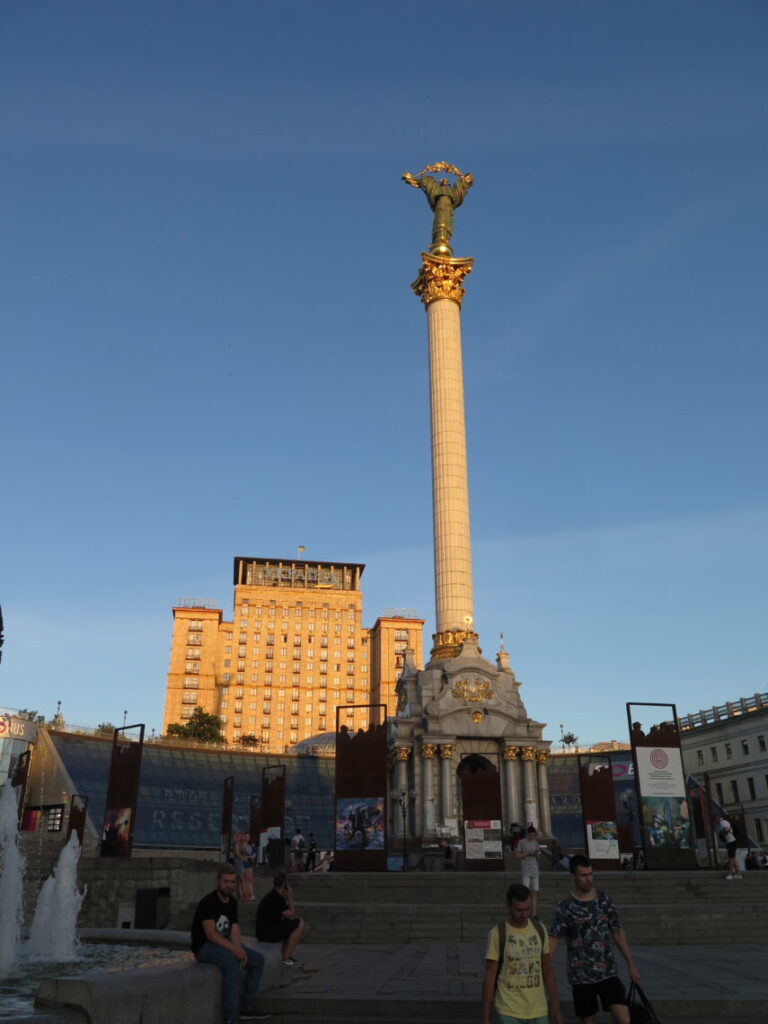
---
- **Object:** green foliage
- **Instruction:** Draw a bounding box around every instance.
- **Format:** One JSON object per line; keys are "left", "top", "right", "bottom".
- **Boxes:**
{"left": 95, "top": 722, "right": 117, "bottom": 737}
{"left": 166, "top": 706, "right": 224, "bottom": 743}
{"left": 239, "top": 734, "right": 259, "bottom": 748}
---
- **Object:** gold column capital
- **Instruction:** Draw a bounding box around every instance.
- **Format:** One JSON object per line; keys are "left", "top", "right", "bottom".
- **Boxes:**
{"left": 422, "top": 741, "right": 437, "bottom": 759}
{"left": 394, "top": 746, "right": 411, "bottom": 762}
{"left": 503, "top": 745, "right": 520, "bottom": 761}
{"left": 522, "top": 746, "right": 537, "bottom": 761}
{"left": 439, "top": 743, "right": 455, "bottom": 759}
{"left": 536, "top": 750, "right": 549, "bottom": 765}
{"left": 412, "top": 252, "right": 474, "bottom": 307}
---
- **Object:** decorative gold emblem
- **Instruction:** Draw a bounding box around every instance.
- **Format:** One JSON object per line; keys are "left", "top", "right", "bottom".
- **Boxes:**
{"left": 471, "top": 711, "right": 483, "bottom": 724}
{"left": 522, "top": 746, "right": 537, "bottom": 761}
{"left": 536, "top": 750, "right": 549, "bottom": 765}
{"left": 430, "top": 627, "right": 480, "bottom": 660}
{"left": 503, "top": 745, "right": 520, "bottom": 761}
{"left": 412, "top": 252, "right": 474, "bottom": 307}
{"left": 422, "top": 742, "right": 437, "bottom": 759}
{"left": 451, "top": 678, "right": 494, "bottom": 704}
{"left": 394, "top": 747, "right": 411, "bottom": 762}
{"left": 440, "top": 744, "right": 454, "bottom": 759}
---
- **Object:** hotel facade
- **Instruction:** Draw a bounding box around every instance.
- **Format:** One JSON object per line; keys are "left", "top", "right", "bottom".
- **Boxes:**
{"left": 162, "top": 556, "right": 423, "bottom": 752}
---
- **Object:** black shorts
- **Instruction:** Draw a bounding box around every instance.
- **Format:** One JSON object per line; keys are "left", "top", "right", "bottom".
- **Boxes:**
{"left": 726, "top": 841, "right": 737, "bottom": 857}
{"left": 572, "top": 977, "right": 627, "bottom": 1018}
{"left": 257, "top": 917, "right": 299, "bottom": 943}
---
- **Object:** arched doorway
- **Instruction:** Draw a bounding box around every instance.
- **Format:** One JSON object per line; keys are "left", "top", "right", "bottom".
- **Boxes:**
{"left": 458, "top": 754, "right": 503, "bottom": 871}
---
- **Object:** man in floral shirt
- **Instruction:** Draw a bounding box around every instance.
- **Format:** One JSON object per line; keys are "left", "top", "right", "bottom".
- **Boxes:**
{"left": 548, "top": 855, "right": 639, "bottom": 1024}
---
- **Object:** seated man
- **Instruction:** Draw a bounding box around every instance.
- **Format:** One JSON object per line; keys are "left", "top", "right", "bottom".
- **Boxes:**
{"left": 255, "top": 871, "right": 305, "bottom": 966}
{"left": 191, "top": 863, "right": 270, "bottom": 1023}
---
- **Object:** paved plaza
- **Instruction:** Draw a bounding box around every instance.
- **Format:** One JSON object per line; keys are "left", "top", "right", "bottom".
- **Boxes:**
{"left": 255, "top": 939, "right": 767, "bottom": 1022}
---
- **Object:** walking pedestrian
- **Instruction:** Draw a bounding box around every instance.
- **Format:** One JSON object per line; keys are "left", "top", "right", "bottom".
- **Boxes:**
{"left": 548, "top": 855, "right": 639, "bottom": 1024}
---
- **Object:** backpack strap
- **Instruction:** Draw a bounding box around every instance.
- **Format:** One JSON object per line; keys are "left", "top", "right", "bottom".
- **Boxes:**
{"left": 530, "top": 915, "right": 545, "bottom": 946}
{"left": 494, "top": 920, "right": 506, "bottom": 989}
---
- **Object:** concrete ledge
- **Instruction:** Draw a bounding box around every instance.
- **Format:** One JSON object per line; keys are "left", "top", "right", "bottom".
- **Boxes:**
{"left": 36, "top": 938, "right": 283, "bottom": 1024}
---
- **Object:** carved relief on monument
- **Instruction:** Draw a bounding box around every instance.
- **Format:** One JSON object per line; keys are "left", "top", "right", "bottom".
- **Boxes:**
{"left": 503, "top": 745, "right": 521, "bottom": 760}
{"left": 451, "top": 677, "right": 494, "bottom": 704}
{"left": 439, "top": 744, "right": 454, "bottom": 759}
{"left": 536, "top": 749, "right": 549, "bottom": 765}
{"left": 522, "top": 746, "right": 537, "bottom": 761}
{"left": 394, "top": 747, "right": 411, "bottom": 762}
{"left": 422, "top": 742, "right": 437, "bottom": 759}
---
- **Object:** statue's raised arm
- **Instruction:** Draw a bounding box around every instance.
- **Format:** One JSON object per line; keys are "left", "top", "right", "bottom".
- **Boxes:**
{"left": 402, "top": 163, "right": 473, "bottom": 256}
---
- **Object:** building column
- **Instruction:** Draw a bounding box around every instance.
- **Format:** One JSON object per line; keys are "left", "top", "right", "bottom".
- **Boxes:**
{"left": 393, "top": 747, "right": 411, "bottom": 837}
{"left": 522, "top": 746, "right": 539, "bottom": 828}
{"left": 439, "top": 743, "right": 455, "bottom": 825}
{"left": 422, "top": 741, "right": 438, "bottom": 836}
{"left": 536, "top": 750, "right": 551, "bottom": 835}
{"left": 503, "top": 745, "right": 522, "bottom": 826}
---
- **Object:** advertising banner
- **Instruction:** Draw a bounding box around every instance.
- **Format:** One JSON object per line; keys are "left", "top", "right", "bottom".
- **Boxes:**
{"left": 100, "top": 725, "right": 144, "bottom": 858}
{"left": 334, "top": 705, "right": 387, "bottom": 871}
{"left": 335, "top": 797, "right": 385, "bottom": 850}
{"left": 627, "top": 702, "right": 696, "bottom": 868}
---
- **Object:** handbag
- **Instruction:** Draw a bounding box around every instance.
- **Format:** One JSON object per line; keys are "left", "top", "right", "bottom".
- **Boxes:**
{"left": 627, "top": 981, "right": 660, "bottom": 1024}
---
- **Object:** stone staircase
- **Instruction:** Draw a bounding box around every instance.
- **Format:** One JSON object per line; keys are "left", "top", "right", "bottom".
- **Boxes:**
{"left": 237, "top": 869, "right": 768, "bottom": 945}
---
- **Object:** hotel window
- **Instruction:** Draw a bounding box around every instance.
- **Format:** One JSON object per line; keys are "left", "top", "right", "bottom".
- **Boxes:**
{"left": 268, "top": 607, "right": 275, "bottom": 617}
{"left": 182, "top": 692, "right": 197, "bottom": 704}
{"left": 186, "top": 649, "right": 200, "bottom": 659}
{"left": 220, "top": 700, "right": 228, "bottom": 709}
{"left": 747, "top": 777, "right": 756, "bottom": 799}
{"left": 185, "top": 663, "right": 199, "bottom": 673}
{"left": 335, "top": 611, "right": 342, "bottom": 620}
{"left": 759, "top": 735, "right": 766, "bottom": 752}
{"left": 348, "top": 611, "right": 355, "bottom": 621}
{"left": 222, "top": 673, "right": 231, "bottom": 682}
{"left": 710, "top": 747, "right": 718, "bottom": 762}
{"left": 237, "top": 661, "right": 245, "bottom": 671}
{"left": 696, "top": 750, "right": 703, "bottom": 765}
{"left": 184, "top": 678, "right": 198, "bottom": 689}
{"left": 281, "top": 646, "right": 288, "bottom": 655}
{"left": 322, "top": 610, "right": 328, "bottom": 620}
{"left": 742, "top": 740, "right": 750, "bottom": 755}
{"left": 715, "top": 782, "right": 724, "bottom": 803}
{"left": 226, "top": 632, "right": 233, "bottom": 640}
{"left": 319, "top": 693, "right": 327, "bottom": 702}
{"left": 725, "top": 743, "right": 732, "bottom": 760}
{"left": 249, "top": 702, "right": 257, "bottom": 710}
{"left": 223, "top": 659, "right": 231, "bottom": 668}
{"left": 360, "top": 664, "right": 367, "bottom": 673}
{"left": 295, "top": 608, "right": 302, "bottom": 617}
{"left": 181, "top": 708, "right": 193, "bottom": 719}
{"left": 238, "top": 646, "right": 246, "bottom": 657}
{"left": 305, "top": 716, "right": 313, "bottom": 726}
{"left": 730, "top": 780, "right": 739, "bottom": 802}
{"left": 282, "top": 608, "right": 289, "bottom": 618}
{"left": 237, "top": 674, "right": 244, "bottom": 684}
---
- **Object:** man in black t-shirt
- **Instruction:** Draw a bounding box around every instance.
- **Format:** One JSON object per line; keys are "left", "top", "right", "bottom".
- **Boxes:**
{"left": 191, "top": 863, "right": 269, "bottom": 1023}
{"left": 255, "top": 871, "right": 305, "bottom": 966}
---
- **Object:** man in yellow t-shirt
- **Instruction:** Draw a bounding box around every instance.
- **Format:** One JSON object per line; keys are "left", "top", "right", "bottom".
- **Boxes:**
{"left": 482, "top": 883, "right": 563, "bottom": 1024}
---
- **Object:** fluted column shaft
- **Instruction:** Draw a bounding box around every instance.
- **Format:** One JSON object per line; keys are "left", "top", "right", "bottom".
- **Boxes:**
{"left": 504, "top": 746, "right": 522, "bottom": 825}
{"left": 393, "top": 749, "right": 410, "bottom": 837}
{"left": 422, "top": 744, "right": 437, "bottom": 835}
{"left": 440, "top": 744, "right": 455, "bottom": 823}
{"left": 426, "top": 297, "right": 474, "bottom": 633}
{"left": 523, "top": 748, "right": 539, "bottom": 828}
{"left": 537, "top": 755, "right": 551, "bottom": 835}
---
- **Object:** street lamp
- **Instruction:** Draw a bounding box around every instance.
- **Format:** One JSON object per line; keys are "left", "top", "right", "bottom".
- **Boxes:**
{"left": 390, "top": 788, "right": 415, "bottom": 871}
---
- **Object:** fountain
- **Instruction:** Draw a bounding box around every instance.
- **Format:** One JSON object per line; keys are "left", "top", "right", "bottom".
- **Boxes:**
{"left": 0, "top": 781, "right": 25, "bottom": 975}
{"left": 27, "top": 832, "right": 86, "bottom": 960}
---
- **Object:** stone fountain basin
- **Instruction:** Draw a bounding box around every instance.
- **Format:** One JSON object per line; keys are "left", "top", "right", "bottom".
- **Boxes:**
{"left": 29, "top": 930, "right": 282, "bottom": 1024}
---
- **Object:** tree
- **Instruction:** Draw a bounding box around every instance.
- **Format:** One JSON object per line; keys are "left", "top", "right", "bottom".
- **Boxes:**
{"left": 239, "top": 734, "right": 259, "bottom": 748}
{"left": 95, "top": 722, "right": 117, "bottom": 737}
{"left": 166, "top": 706, "right": 224, "bottom": 744}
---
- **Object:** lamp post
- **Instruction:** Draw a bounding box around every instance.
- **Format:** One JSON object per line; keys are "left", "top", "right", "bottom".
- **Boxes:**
{"left": 390, "top": 789, "right": 415, "bottom": 871}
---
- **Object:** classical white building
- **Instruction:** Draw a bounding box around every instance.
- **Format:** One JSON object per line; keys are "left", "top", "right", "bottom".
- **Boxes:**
{"left": 679, "top": 692, "right": 768, "bottom": 846}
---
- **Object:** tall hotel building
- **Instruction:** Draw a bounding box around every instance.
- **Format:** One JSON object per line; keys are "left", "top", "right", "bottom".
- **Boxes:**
{"left": 163, "top": 556, "right": 424, "bottom": 752}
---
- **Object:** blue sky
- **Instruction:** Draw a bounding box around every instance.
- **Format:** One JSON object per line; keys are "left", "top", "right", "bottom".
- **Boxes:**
{"left": 2, "top": 1, "right": 767, "bottom": 746}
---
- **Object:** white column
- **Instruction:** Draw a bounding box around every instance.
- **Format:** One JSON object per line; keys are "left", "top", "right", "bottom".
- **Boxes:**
{"left": 537, "top": 752, "right": 552, "bottom": 835}
{"left": 522, "top": 747, "right": 539, "bottom": 828}
{"left": 439, "top": 744, "right": 455, "bottom": 823}
{"left": 393, "top": 747, "right": 410, "bottom": 837}
{"left": 426, "top": 297, "right": 474, "bottom": 633}
{"left": 503, "top": 745, "right": 522, "bottom": 825}
{"left": 422, "top": 742, "right": 438, "bottom": 835}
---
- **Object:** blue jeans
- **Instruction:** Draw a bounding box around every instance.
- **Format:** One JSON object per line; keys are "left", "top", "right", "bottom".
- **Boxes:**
{"left": 196, "top": 942, "right": 264, "bottom": 1024}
